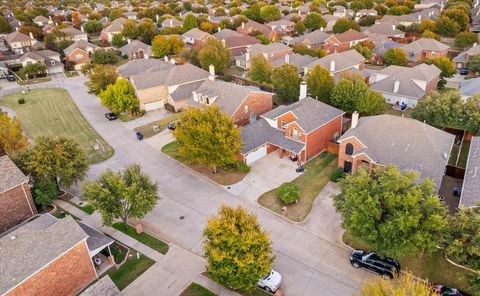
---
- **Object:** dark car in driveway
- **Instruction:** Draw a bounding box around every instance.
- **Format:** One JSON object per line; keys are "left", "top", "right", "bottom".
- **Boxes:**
{"left": 167, "top": 120, "right": 180, "bottom": 130}
{"left": 434, "top": 284, "right": 472, "bottom": 296}
{"left": 105, "top": 112, "right": 117, "bottom": 120}
{"left": 350, "top": 249, "right": 400, "bottom": 279}
{"left": 459, "top": 68, "right": 469, "bottom": 75}
{"left": 6, "top": 75, "right": 15, "bottom": 82}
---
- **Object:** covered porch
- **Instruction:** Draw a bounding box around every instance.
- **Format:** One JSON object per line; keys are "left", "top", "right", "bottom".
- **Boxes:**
{"left": 78, "top": 221, "right": 115, "bottom": 276}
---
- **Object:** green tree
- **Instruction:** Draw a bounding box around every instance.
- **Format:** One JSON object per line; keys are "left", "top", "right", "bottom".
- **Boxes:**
{"left": 419, "top": 19, "right": 436, "bottom": 33}
{"left": 173, "top": 106, "right": 241, "bottom": 173}
{"left": 242, "top": 3, "right": 262, "bottom": 22}
{"left": 0, "top": 113, "right": 28, "bottom": 156}
{"left": 422, "top": 30, "right": 440, "bottom": 40}
{"left": 358, "top": 272, "right": 437, "bottom": 296}
{"left": 0, "top": 16, "right": 12, "bottom": 33}
{"left": 19, "top": 63, "right": 47, "bottom": 80}
{"left": 272, "top": 64, "right": 301, "bottom": 102}
{"left": 306, "top": 65, "right": 334, "bottom": 103}
{"left": 260, "top": 5, "right": 281, "bottom": 22}
{"left": 332, "top": 18, "right": 360, "bottom": 33}
{"left": 111, "top": 34, "right": 127, "bottom": 47}
{"left": 18, "top": 137, "right": 88, "bottom": 189}
{"left": 198, "top": 38, "right": 231, "bottom": 74}
{"left": 304, "top": 12, "right": 327, "bottom": 30}
{"left": 121, "top": 19, "right": 138, "bottom": 39}
{"left": 467, "top": 54, "right": 480, "bottom": 73}
{"left": 384, "top": 48, "right": 408, "bottom": 66}
{"left": 91, "top": 49, "right": 119, "bottom": 65}
{"left": 425, "top": 57, "right": 455, "bottom": 78}
{"left": 248, "top": 55, "right": 272, "bottom": 84}
{"left": 138, "top": 20, "right": 157, "bottom": 44}
{"left": 294, "top": 21, "right": 306, "bottom": 35}
{"left": 442, "top": 7, "right": 469, "bottom": 31}
{"left": 151, "top": 35, "right": 184, "bottom": 57}
{"left": 203, "top": 205, "right": 274, "bottom": 291}
{"left": 292, "top": 44, "right": 326, "bottom": 58}
{"left": 83, "top": 164, "right": 158, "bottom": 229}
{"left": 461, "top": 94, "right": 480, "bottom": 135}
{"left": 412, "top": 90, "right": 463, "bottom": 129}
{"left": 354, "top": 44, "right": 373, "bottom": 60}
{"left": 33, "top": 181, "right": 58, "bottom": 211}
{"left": 99, "top": 78, "right": 139, "bottom": 115}
{"left": 331, "top": 77, "right": 385, "bottom": 114}
{"left": 183, "top": 14, "right": 198, "bottom": 30}
{"left": 87, "top": 65, "right": 118, "bottom": 94}
{"left": 435, "top": 16, "right": 460, "bottom": 37}
{"left": 335, "top": 166, "right": 448, "bottom": 257}
{"left": 83, "top": 20, "right": 102, "bottom": 34}
{"left": 455, "top": 32, "right": 479, "bottom": 49}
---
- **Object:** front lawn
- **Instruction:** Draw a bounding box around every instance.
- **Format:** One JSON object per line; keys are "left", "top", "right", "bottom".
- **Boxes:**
{"left": 106, "top": 251, "right": 155, "bottom": 290}
{"left": 343, "top": 230, "right": 476, "bottom": 295}
{"left": 134, "top": 113, "right": 180, "bottom": 138}
{"left": 180, "top": 283, "right": 217, "bottom": 296}
{"left": 0, "top": 88, "right": 113, "bottom": 164}
{"left": 113, "top": 222, "right": 169, "bottom": 255}
{"left": 161, "top": 141, "right": 248, "bottom": 186}
{"left": 257, "top": 152, "right": 337, "bottom": 222}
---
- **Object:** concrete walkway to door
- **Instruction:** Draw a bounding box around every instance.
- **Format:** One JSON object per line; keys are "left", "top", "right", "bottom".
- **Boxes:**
{"left": 226, "top": 153, "right": 302, "bottom": 204}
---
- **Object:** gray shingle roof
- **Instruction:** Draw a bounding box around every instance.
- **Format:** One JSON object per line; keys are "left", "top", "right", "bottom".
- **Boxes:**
{"left": 5, "top": 31, "right": 31, "bottom": 43}
{"left": 103, "top": 17, "right": 126, "bottom": 33}
{"left": 241, "top": 118, "right": 305, "bottom": 154}
{"left": 170, "top": 81, "right": 204, "bottom": 102}
{"left": 460, "top": 136, "right": 480, "bottom": 207}
{"left": 182, "top": 28, "right": 210, "bottom": 39}
{"left": 63, "top": 40, "right": 99, "bottom": 56}
{"left": 271, "top": 53, "right": 317, "bottom": 73}
{"left": 80, "top": 276, "right": 121, "bottom": 296}
{"left": 0, "top": 155, "right": 28, "bottom": 193}
{"left": 460, "top": 77, "right": 480, "bottom": 97}
{"left": 338, "top": 114, "right": 454, "bottom": 188}
{"left": 119, "top": 40, "right": 151, "bottom": 56}
{"left": 118, "top": 59, "right": 174, "bottom": 78}
{"left": 291, "top": 30, "right": 331, "bottom": 45}
{"left": 304, "top": 49, "right": 365, "bottom": 74}
{"left": 0, "top": 215, "right": 88, "bottom": 295}
{"left": 130, "top": 63, "right": 209, "bottom": 89}
{"left": 262, "top": 98, "right": 345, "bottom": 133}
{"left": 77, "top": 221, "right": 114, "bottom": 253}
{"left": 213, "top": 28, "right": 243, "bottom": 39}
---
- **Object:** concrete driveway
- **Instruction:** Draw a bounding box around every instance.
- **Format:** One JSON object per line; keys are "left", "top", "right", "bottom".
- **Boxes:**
{"left": 226, "top": 153, "right": 302, "bottom": 204}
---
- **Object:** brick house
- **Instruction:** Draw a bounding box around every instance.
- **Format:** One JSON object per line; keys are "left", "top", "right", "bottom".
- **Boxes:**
{"left": 63, "top": 40, "right": 99, "bottom": 70}
{"left": 240, "top": 83, "right": 344, "bottom": 164}
{"left": 403, "top": 38, "right": 449, "bottom": 63}
{"left": 1, "top": 214, "right": 115, "bottom": 296}
{"left": 337, "top": 113, "right": 454, "bottom": 189}
{"left": 453, "top": 44, "right": 480, "bottom": 69}
{"left": 101, "top": 17, "right": 126, "bottom": 43}
{"left": 187, "top": 78, "right": 273, "bottom": 126}
{"left": 213, "top": 29, "right": 261, "bottom": 58}
{"left": 290, "top": 30, "right": 331, "bottom": 49}
{"left": 235, "top": 43, "right": 293, "bottom": 69}
{"left": 0, "top": 155, "right": 36, "bottom": 234}
{"left": 236, "top": 21, "right": 279, "bottom": 41}
{"left": 322, "top": 29, "right": 369, "bottom": 54}
{"left": 119, "top": 40, "right": 152, "bottom": 60}
{"left": 182, "top": 28, "right": 212, "bottom": 49}
{"left": 304, "top": 49, "right": 366, "bottom": 81}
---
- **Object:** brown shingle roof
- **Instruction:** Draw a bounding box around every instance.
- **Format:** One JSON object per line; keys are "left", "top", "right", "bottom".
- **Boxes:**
{"left": 0, "top": 155, "right": 28, "bottom": 194}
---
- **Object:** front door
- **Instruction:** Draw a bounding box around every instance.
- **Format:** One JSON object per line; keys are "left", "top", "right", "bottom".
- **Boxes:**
{"left": 343, "top": 160, "right": 352, "bottom": 173}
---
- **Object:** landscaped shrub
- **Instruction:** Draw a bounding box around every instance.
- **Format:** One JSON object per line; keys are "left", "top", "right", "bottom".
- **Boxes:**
{"left": 234, "top": 161, "right": 250, "bottom": 173}
{"left": 276, "top": 183, "right": 299, "bottom": 204}
{"left": 330, "top": 167, "right": 346, "bottom": 182}
{"left": 17, "top": 98, "right": 25, "bottom": 104}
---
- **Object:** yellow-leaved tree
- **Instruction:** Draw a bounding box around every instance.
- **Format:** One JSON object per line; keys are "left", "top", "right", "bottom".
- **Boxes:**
{"left": 0, "top": 112, "right": 28, "bottom": 156}
{"left": 359, "top": 272, "right": 437, "bottom": 296}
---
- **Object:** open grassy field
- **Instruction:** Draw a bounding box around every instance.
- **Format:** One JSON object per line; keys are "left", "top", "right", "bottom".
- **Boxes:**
{"left": 0, "top": 88, "right": 113, "bottom": 164}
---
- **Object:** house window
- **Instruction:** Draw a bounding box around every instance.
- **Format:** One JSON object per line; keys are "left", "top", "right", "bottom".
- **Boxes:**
{"left": 75, "top": 54, "right": 83, "bottom": 60}
{"left": 244, "top": 105, "right": 248, "bottom": 113}
{"left": 50, "top": 60, "right": 56, "bottom": 65}
{"left": 291, "top": 128, "right": 300, "bottom": 139}
{"left": 345, "top": 143, "right": 354, "bottom": 155}
{"left": 281, "top": 120, "right": 286, "bottom": 129}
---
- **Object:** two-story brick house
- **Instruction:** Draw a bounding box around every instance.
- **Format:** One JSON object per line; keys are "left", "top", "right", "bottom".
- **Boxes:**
{"left": 403, "top": 38, "right": 449, "bottom": 64}
{"left": 322, "top": 29, "right": 369, "bottom": 54}
{"left": 4, "top": 31, "right": 36, "bottom": 54}
{"left": 0, "top": 155, "right": 37, "bottom": 234}
{"left": 236, "top": 20, "right": 279, "bottom": 41}
{"left": 240, "top": 83, "right": 344, "bottom": 164}
{"left": 63, "top": 40, "right": 99, "bottom": 70}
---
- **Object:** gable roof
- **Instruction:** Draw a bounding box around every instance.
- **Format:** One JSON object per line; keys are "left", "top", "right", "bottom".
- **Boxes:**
{"left": 291, "top": 29, "right": 330, "bottom": 45}
{"left": 339, "top": 114, "right": 454, "bottom": 188}
{"left": 271, "top": 53, "right": 317, "bottom": 73}
{"left": 60, "top": 27, "right": 85, "bottom": 36}
{"left": 5, "top": 31, "right": 31, "bottom": 43}
{"left": 213, "top": 28, "right": 243, "bottom": 39}
{"left": 403, "top": 38, "right": 449, "bottom": 53}
{"left": 460, "top": 136, "right": 480, "bottom": 207}
{"left": 119, "top": 40, "right": 151, "bottom": 55}
{"left": 63, "top": 40, "right": 99, "bottom": 56}
{"left": 182, "top": 28, "right": 210, "bottom": 39}
{"left": 334, "top": 29, "right": 368, "bottom": 43}
{"left": 118, "top": 59, "right": 174, "bottom": 78}
{"left": 80, "top": 276, "right": 121, "bottom": 296}
{"left": 0, "top": 155, "right": 28, "bottom": 194}
{"left": 102, "top": 17, "right": 126, "bottom": 33}
{"left": 304, "top": 49, "right": 365, "bottom": 73}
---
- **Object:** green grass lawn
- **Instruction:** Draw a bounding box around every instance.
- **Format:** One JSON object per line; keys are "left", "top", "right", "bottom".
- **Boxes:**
{"left": 180, "top": 283, "right": 217, "bottom": 296}
{"left": 113, "top": 223, "right": 169, "bottom": 255}
{"left": 257, "top": 152, "right": 337, "bottom": 222}
{"left": 106, "top": 252, "right": 155, "bottom": 290}
{"left": 161, "top": 141, "right": 249, "bottom": 186}
{"left": 343, "top": 231, "right": 476, "bottom": 294}
{"left": 0, "top": 88, "right": 113, "bottom": 164}
{"left": 134, "top": 113, "right": 180, "bottom": 138}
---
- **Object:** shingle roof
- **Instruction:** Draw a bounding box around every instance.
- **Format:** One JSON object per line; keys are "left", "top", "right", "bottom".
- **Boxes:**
{"left": 5, "top": 31, "right": 31, "bottom": 43}
{"left": 0, "top": 155, "right": 28, "bottom": 193}
{"left": 262, "top": 98, "right": 345, "bottom": 133}
{"left": 241, "top": 118, "right": 305, "bottom": 154}
{"left": 335, "top": 29, "right": 368, "bottom": 43}
{"left": 271, "top": 53, "right": 317, "bottom": 73}
{"left": 130, "top": 63, "right": 209, "bottom": 90}
{"left": 0, "top": 215, "right": 88, "bottom": 295}
{"left": 213, "top": 28, "right": 243, "bottom": 39}
{"left": 291, "top": 30, "right": 331, "bottom": 45}
{"left": 80, "top": 276, "right": 121, "bottom": 296}
{"left": 170, "top": 81, "right": 204, "bottom": 102}
{"left": 339, "top": 114, "right": 454, "bottom": 188}
{"left": 460, "top": 136, "right": 480, "bottom": 207}
{"left": 77, "top": 221, "right": 114, "bottom": 253}
{"left": 304, "top": 49, "right": 365, "bottom": 73}
{"left": 118, "top": 59, "right": 174, "bottom": 78}
{"left": 182, "top": 28, "right": 210, "bottom": 39}
{"left": 60, "top": 27, "right": 85, "bottom": 36}
{"left": 102, "top": 17, "right": 126, "bottom": 33}
{"left": 362, "top": 23, "right": 405, "bottom": 36}
{"left": 403, "top": 38, "right": 449, "bottom": 54}
{"left": 119, "top": 40, "right": 151, "bottom": 55}
{"left": 460, "top": 77, "right": 480, "bottom": 97}
{"left": 63, "top": 40, "right": 99, "bottom": 56}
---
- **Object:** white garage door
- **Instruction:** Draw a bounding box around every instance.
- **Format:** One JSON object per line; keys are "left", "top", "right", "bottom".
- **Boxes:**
{"left": 245, "top": 145, "right": 267, "bottom": 165}
{"left": 143, "top": 101, "right": 164, "bottom": 111}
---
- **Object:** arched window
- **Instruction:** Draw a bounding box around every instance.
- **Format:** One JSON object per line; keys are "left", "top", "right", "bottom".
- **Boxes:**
{"left": 345, "top": 143, "right": 354, "bottom": 155}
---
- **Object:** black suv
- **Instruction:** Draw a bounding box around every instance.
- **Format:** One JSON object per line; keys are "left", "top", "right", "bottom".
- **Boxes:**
{"left": 350, "top": 249, "right": 400, "bottom": 279}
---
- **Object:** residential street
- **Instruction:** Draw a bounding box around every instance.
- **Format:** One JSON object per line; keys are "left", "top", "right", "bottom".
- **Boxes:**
{"left": 1, "top": 76, "right": 372, "bottom": 295}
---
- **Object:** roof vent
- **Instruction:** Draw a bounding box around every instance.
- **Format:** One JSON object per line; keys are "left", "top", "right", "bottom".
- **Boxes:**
{"left": 10, "top": 235, "right": 16, "bottom": 240}
{"left": 443, "top": 152, "right": 448, "bottom": 160}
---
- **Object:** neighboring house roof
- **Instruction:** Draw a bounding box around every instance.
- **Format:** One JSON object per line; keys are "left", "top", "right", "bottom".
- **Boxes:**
{"left": 0, "top": 155, "right": 28, "bottom": 194}
{"left": 118, "top": 59, "right": 175, "bottom": 77}
{"left": 182, "top": 28, "right": 211, "bottom": 40}
{"left": 213, "top": 28, "right": 243, "bottom": 39}
{"left": 189, "top": 80, "right": 271, "bottom": 115}
{"left": 459, "top": 77, "right": 480, "bottom": 97}
{"left": 0, "top": 215, "right": 88, "bottom": 295}
{"left": 403, "top": 38, "right": 449, "bottom": 61}
{"left": 161, "top": 18, "right": 183, "bottom": 27}
{"left": 334, "top": 29, "right": 368, "bottom": 43}
{"left": 453, "top": 44, "right": 480, "bottom": 63}
{"left": 460, "top": 136, "right": 480, "bottom": 207}
{"left": 271, "top": 53, "right": 317, "bottom": 73}
{"left": 20, "top": 49, "right": 62, "bottom": 68}
{"left": 63, "top": 40, "right": 99, "bottom": 56}
{"left": 338, "top": 114, "right": 454, "bottom": 188}
{"left": 5, "top": 31, "right": 31, "bottom": 43}
{"left": 237, "top": 43, "right": 292, "bottom": 62}
{"left": 119, "top": 40, "right": 152, "bottom": 56}
{"left": 77, "top": 221, "right": 114, "bottom": 254}
{"left": 377, "top": 14, "right": 418, "bottom": 24}
{"left": 262, "top": 97, "right": 345, "bottom": 133}
{"left": 238, "top": 20, "right": 272, "bottom": 36}
{"left": 361, "top": 23, "right": 405, "bottom": 37}
{"left": 33, "top": 15, "right": 49, "bottom": 23}
{"left": 103, "top": 17, "right": 126, "bottom": 33}
{"left": 290, "top": 29, "right": 330, "bottom": 45}
{"left": 241, "top": 118, "right": 305, "bottom": 154}
{"left": 304, "top": 49, "right": 365, "bottom": 73}
{"left": 221, "top": 35, "right": 261, "bottom": 49}
{"left": 373, "top": 40, "right": 404, "bottom": 57}
{"left": 131, "top": 63, "right": 209, "bottom": 90}
{"left": 60, "top": 27, "right": 85, "bottom": 37}
{"left": 170, "top": 80, "right": 204, "bottom": 102}
{"left": 80, "top": 276, "right": 121, "bottom": 296}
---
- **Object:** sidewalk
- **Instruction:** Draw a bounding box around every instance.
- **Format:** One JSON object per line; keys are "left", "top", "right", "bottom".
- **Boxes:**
{"left": 194, "top": 275, "right": 241, "bottom": 296}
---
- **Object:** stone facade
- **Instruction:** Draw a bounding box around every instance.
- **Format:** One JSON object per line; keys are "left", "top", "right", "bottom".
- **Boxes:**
{"left": 0, "top": 183, "right": 37, "bottom": 233}
{"left": 6, "top": 241, "right": 96, "bottom": 296}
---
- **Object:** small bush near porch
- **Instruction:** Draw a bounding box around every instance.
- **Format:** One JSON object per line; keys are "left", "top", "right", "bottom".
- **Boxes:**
{"left": 258, "top": 152, "right": 337, "bottom": 222}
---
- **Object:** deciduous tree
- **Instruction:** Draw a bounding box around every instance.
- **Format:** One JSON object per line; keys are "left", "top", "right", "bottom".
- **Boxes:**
{"left": 467, "top": 54, "right": 480, "bottom": 73}
{"left": 358, "top": 272, "right": 437, "bottom": 296}
{"left": 412, "top": 90, "right": 464, "bottom": 129}
{"left": 173, "top": 106, "right": 241, "bottom": 173}
{"left": 304, "top": 12, "right": 327, "bottom": 30}
{"left": 198, "top": 38, "right": 231, "bottom": 74}
{"left": 332, "top": 17, "right": 360, "bottom": 33}
{"left": 33, "top": 181, "right": 57, "bottom": 211}
{"left": 87, "top": 65, "right": 118, "bottom": 94}
{"left": 0, "top": 16, "right": 12, "bottom": 33}
{"left": 294, "top": 21, "right": 306, "bottom": 35}
{"left": 83, "top": 164, "right": 158, "bottom": 229}
{"left": 272, "top": 64, "right": 301, "bottom": 102}
{"left": 183, "top": 14, "right": 198, "bottom": 30}
{"left": 435, "top": 16, "right": 460, "bottom": 37}
{"left": 0, "top": 113, "right": 28, "bottom": 156}
{"left": 138, "top": 20, "right": 157, "bottom": 44}
{"left": 121, "top": 20, "right": 139, "bottom": 39}
{"left": 91, "top": 49, "right": 119, "bottom": 65}
{"left": 19, "top": 63, "right": 47, "bottom": 80}
{"left": 335, "top": 166, "right": 448, "bottom": 257}
{"left": 151, "top": 35, "right": 184, "bottom": 57}
{"left": 83, "top": 20, "right": 102, "bottom": 34}
{"left": 331, "top": 76, "right": 386, "bottom": 114}
{"left": 384, "top": 48, "right": 408, "bottom": 66}
{"left": 111, "top": 34, "right": 127, "bottom": 47}
{"left": 260, "top": 5, "right": 281, "bottom": 22}
{"left": 306, "top": 65, "right": 334, "bottom": 103}
{"left": 425, "top": 57, "right": 456, "bottom": 78}
{"left": 99, "top": 78, "right": 139, "bottom": 115}
{"left": 454, "top": 32, "right": 478, "bottom": 49}
{"left": 203, "top": 205, "right": 274, "bottom": 291}
{"left": 248, "top": 55, "right": 272, "bottom": 84}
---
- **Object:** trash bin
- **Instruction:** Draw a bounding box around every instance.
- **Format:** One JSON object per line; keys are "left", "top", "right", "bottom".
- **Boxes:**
{"left": 136, "top": 132, "right": 143, "bottom": 140}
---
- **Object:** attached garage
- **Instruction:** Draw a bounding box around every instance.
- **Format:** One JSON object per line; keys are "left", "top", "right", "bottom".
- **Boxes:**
{"left": 245, "top": 145, "right": 267, "bottom": 165}
{"left": 142, "top": 100, "right": 164, "bottom": 111}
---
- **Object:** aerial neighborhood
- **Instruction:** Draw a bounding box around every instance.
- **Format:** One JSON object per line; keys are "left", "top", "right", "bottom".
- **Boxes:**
{"left": 1, "top": 0, "right": 480, "bottom": 295}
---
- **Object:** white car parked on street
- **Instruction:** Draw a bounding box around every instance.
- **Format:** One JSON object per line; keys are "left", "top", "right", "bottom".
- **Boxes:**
{"left": 257, "top": 270, "right": 282, "bottom": 293}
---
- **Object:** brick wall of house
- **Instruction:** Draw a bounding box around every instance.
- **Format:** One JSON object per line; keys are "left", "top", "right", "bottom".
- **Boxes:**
{"left": 264, "top": 49, "right": 293, "bottom": 63}
{"left": 7, "top": 242, "right": 96, "bottom": 296}
{"left": 424, "top": 49, "right": 448, "bottom": 60}
{"left": 323, "top": 42, "right": 350, "bottom": 54}
{"left": 425, "top": 76, "right": 440, "bottom": 92}
{"left": 65, "top": 48, "right": 89, "bottom": 66}
{"left": 276, "top": 112, "right": 296, "bottom": 129}
{"left": 338, "top": 136, "right": 367, "bottom": 171}
{"left": 232, "top": 92, "right": 273, "bottom": 126}
{"left": 305, "top": 116, "right": 343, "bottom": 160}
{"left": 283, "top": 121, "right": 307, "bottom": 143}
{"left": 0, "top": 183, "right": 37, "bottom": 233}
